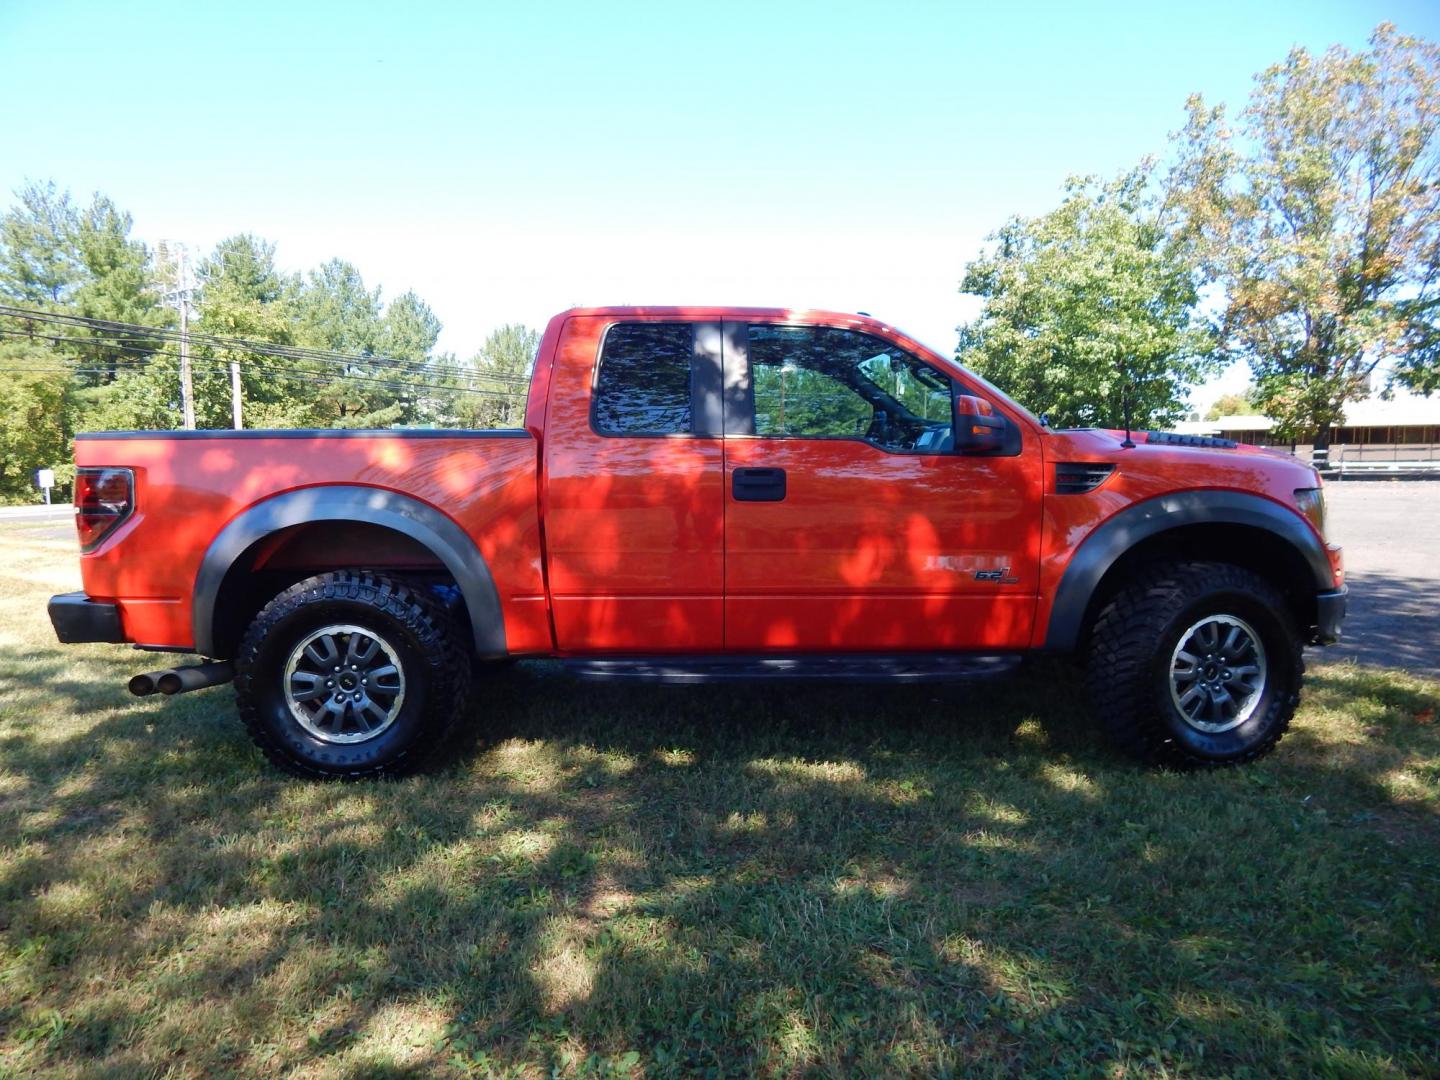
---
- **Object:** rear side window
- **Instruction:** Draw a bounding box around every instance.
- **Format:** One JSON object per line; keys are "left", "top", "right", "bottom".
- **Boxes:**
{"left": 592, "top": 323, "right": 694, "bottom": 435}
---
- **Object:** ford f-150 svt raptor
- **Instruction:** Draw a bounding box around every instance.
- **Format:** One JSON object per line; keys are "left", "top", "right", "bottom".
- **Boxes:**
{"left": 48, "top": 306, "right": 1347, "bottom": 778}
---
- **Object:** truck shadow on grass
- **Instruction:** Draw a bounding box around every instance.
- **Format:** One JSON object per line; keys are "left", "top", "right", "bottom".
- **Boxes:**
{"left": 1, "top": 643, "right": 1438, "bottom": 1076}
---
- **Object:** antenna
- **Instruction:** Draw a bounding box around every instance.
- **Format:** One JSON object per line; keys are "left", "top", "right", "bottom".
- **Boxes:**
{"left": 1121, "top": 382, "right": 1135, "bottom": 449}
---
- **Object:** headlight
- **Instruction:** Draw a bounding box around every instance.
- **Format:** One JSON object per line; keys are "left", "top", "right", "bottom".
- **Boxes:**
{"left": 1294, "top": 487, "right": 1326, "bottom": 536}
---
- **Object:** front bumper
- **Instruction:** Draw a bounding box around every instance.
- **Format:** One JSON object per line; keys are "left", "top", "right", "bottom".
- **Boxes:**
{"left": 48, "top": 592, "right": 126, "bottom": 644}
{"left": 1310, "top": 586, "right": 1348, "bottom": 646}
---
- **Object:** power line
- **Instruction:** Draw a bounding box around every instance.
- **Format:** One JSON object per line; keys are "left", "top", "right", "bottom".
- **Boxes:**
{"left": 0, "top": 328, "right": 526, "bottom": 399}
{"left": 0, "top": 313, "right": 533, "bottom": 389}
{"left": 0, "top": 304, "right": 533, "bottom": 386}
{"left": 0, "top": 325, "right": 526, "bottom": 391}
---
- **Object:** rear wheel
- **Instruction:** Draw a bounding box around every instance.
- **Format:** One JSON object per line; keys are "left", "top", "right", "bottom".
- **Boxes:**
{"left": 234, "top": 571, "right": 471, "bottom": 779}
{"left": 1086, "top": 562, "right": 1302, "bottom": 767}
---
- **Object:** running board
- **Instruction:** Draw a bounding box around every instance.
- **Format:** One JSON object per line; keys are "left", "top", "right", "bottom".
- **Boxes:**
{"left": 561, "top": 654, "right": 1022, "bottom": 684}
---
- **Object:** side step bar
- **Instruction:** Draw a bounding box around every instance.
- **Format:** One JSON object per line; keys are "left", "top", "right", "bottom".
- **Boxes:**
{"left": 561, "top": 654, "right": 1022, "bottom": 685}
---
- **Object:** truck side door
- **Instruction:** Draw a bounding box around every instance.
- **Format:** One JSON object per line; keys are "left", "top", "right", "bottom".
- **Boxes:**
{"left": 542, "top": 316, "right": 726, "bottom": 651}
{"left": 721, "top": 320, "right": 1042, "bottom": 651}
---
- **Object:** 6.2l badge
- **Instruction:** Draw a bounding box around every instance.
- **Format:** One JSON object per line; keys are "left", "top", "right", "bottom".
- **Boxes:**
{"left": 974, "top": 567, "right": 1020, "bottom": 585}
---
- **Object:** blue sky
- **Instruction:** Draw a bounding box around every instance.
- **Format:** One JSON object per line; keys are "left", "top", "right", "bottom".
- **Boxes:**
{"left": 3, "top": 0, "right": 1437, "bottom": 408}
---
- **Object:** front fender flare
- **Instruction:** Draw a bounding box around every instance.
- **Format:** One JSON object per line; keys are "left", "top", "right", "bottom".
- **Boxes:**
{"left": 193, "top": 485, "right": 505, "bottom": 659}
{"left": 1043, "top": 490, "right": 1332, "bottom": 652}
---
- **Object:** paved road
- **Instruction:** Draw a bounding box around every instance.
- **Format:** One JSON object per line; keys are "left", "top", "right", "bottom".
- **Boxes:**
{"left": 1323, "top": 482, "right": 1439, "bottom": 677}
{"left": 0, "top": 503, "right": 74, "bottom": 543}
{"left": 0, "top": 504, "right": 70, "bottom": 519}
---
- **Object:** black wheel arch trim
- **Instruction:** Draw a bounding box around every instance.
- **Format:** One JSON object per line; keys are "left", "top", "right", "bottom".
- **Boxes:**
{"left": 1044, "top": 489, "right": 1333, "bottom": 651}
{"left": 193, "top": 485, "right": 505, "bottom": 659}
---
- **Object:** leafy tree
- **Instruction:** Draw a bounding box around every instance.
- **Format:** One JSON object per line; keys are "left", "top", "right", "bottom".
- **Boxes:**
{"left": 68, "top": 195, "right": 169, "bottom": 386}
{"left": 378, "top": 290, "right": 449, "bottom": 425}
{"left": 0, "top": 180, "right": 80, "bottom": 305}
{"left": 0, "top": 339, "right": 74, "bottom": 501}
{"left": 71, "top": 196, "right": 165, "bottom": 326}
{"left": 452, "top": 324, "right": 539, "bottom": 428}
{"left": 0, "top": 184, "right": 171, "bottom": 434}
{"left": 192, "top": 234, "right": 309, "bottom": 428}
{"left": 295, "top": 259, "right": 406, "bottom": 427}
{"left": 0, "top": 182, "right": 470, "bottom": 445}
{"left": 957, "top": 166, "right": 1219, "bottom": 429}
{"left": 1204, "top": 391, "right": 1262, "bottom": 421}
{"left": 1170, "top": 23, "right": 1440, "bottom": 450}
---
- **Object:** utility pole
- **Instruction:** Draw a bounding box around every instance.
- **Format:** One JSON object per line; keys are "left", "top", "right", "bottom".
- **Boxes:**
{"left": 229, "top": 352, "right": 243, "bottom": 429}
{"left": 161, "top": 241, "right": 196, "bottom": 429}
{"left": 178, "top": 259, "right": 195, "bottom": 430}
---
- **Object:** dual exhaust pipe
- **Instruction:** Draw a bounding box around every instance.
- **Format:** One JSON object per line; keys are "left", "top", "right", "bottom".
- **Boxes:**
{"left": 128, "top": 660, "right": 234, "bottom": 698}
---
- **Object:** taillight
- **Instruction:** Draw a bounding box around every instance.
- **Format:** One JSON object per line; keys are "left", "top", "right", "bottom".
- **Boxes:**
{"left": 75, "top": 467, "right": 134, "bottom": 551}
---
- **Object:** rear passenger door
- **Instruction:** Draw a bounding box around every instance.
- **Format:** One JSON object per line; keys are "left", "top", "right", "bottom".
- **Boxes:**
{"left": 542, "top": 317, "right": 727, "bottom": 651}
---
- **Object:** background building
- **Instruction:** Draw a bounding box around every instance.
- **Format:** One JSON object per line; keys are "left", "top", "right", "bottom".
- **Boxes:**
{"left": 1173, "top": 395, "right": 1440, "bottom": 477}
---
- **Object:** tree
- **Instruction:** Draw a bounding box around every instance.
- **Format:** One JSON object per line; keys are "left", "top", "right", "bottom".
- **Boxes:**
{"left": 1204, "top": 391, "right": 1262, "bottom": 421}
{"left": 295, "top": 259, "right": 399, "bottom": 427}
{"left": 0, "top": 181, "right": 465, "bottom": 446}
{"left": 0, "top": 180, "right": 80, "bottom": 305}
{"left": 68, "top": 194, "right": 169, "bottom": 385}
{"left": 452, "top": 324, "right": 539, "bottom": 428}
{"left": 957, "top": 166, "right": 1219, "bottom": 429}
{"left": 193, "top": 234, "right": 308, "bottom": 428}
{"left": 1170, "top": 23, "right": 1440, "bottom": 451}
{"left": 0, "top": 184, "right": 172, "bottom": 435}
{"left": 0, "top": 339, "right": 73, "bottom": 501}
{"left": 378, "top": 290, "right": 448, "bottom": 425}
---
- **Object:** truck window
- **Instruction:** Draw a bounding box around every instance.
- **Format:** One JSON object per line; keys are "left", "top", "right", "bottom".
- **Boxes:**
{"left": 592, "top": 323, "right": 694, "bottom": 436}
{"left": 748, "top": 325, "right": 954, "bottom": 452}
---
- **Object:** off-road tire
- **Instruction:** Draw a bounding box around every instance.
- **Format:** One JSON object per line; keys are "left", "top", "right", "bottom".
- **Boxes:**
{"left": 234, "top": 571, "right": 471, "bottom": 779}
{"left": 1086, "top": 561, "right": 1302, "bottom": 768}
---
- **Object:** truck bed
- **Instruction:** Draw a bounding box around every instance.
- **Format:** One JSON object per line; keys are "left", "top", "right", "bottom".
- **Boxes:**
{"left": 73, "top": 429, "right": 549, "bottom": 653}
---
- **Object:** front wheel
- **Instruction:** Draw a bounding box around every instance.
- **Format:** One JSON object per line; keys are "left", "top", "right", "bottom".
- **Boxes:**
{"left": 1086, "top": 562, "right": 1302, "bottom": 767}
{"left": 234, "top": 571, "right": 471, "bottom": 779}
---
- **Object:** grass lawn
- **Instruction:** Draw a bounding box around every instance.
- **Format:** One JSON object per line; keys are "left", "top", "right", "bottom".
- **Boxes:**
{"left": 1, "top": 520, "right": 1437, "bottom": 1078}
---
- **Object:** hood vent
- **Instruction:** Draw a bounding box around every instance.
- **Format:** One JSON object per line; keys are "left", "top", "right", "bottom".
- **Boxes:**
{"left": 1146, "top": 431, "right": 1239, "bottom": 449}
{"left": 1054, "top": 462, "right": 1115, "bottom": 494}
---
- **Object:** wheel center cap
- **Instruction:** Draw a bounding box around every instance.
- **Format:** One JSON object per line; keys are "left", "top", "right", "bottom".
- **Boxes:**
{"left": 339, "top": 673, "right": 358, "bottom": 690}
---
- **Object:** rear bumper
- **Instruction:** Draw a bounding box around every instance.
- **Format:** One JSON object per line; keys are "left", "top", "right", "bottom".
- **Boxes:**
{"left": 1310, "top": 586, "right": 1348, "bottom": 646}
{"left": 48, "top": 592, "right": 126, "bottom": 644}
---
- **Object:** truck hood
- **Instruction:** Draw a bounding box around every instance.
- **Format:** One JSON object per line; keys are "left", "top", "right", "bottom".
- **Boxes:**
{"left": 1045, "top": 427, "right": 1320, "bottom": 486}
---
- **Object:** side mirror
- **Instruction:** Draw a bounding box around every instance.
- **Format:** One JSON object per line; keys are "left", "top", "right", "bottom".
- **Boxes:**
{"left": 953, "top": 394, "right": 1005, "bottom": 453}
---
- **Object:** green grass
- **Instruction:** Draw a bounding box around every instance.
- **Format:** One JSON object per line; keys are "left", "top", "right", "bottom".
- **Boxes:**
{"left": 1, "top": 522, "right": 1437, "bottom": 1078}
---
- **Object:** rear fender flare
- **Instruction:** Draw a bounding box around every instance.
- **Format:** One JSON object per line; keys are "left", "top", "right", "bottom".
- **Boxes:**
{"left": 193, "top": 485, "right": 504, "bottom": 658}
{"left": 1043, "top": 490, "right": 1332, "bottom": 651}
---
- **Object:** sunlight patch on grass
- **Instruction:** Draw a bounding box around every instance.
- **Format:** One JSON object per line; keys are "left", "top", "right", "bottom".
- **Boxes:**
{"left": 333, "top": 1001, "right": 450, "bottom": 1075}
{"left": 531, "top": 914, "right": 597, "bottom": 1012}
{"left": 718, "top": 810, "right": 771, "bottom": 837}
{"left": 962, "top": 792, "right": 1031, "bottom": 827}
{"left": 496, "top": 828, "right": 557, "bottom": 864}
{"left": 747, "top": 757, "right": 866, "bottom": 784}
{"left": 832, "top": 870, "right": 910, "bottom": 900}
{"left": 1039, "top": 761, "right": 1100, "bottom": 798}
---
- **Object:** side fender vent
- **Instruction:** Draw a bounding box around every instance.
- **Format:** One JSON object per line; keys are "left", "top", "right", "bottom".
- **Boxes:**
{"left": 1054, "top": 462, "right": 1116, "bottom": 494}
{"left": 1145, "top": 431, "right": 1239, "bottom": 449}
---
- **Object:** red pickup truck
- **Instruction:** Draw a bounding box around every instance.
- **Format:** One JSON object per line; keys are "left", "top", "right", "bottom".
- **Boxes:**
{"left": 48, "top": 306, "right": 1346, "bottom": 777}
